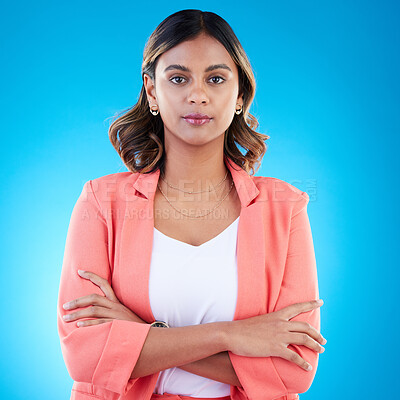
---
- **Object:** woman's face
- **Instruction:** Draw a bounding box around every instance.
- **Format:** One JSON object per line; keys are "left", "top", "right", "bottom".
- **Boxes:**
{"left": 144, "top": 32, "right": 243, "bottom": 147}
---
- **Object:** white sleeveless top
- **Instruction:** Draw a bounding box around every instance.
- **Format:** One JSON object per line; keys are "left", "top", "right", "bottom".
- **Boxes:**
{"left": 149, "top": 216, "right": 240, "bottom": 398}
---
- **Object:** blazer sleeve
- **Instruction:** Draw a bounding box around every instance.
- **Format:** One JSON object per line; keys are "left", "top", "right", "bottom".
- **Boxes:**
{"left": 228, "top": 191, "right": 321, "bottom": 400}
{"left": 57, "top": 180, "right": 152, "bottom": 397}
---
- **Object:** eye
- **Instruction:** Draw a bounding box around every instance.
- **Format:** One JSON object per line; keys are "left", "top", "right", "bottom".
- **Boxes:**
{"left": 170, "top": 75, "right": 226, "bottom": 85}
{"left": 209, "top": 76, "right": 225, "bottom": 84}
{"left": 170, "top": 76, "right": 186, "bottom": 84}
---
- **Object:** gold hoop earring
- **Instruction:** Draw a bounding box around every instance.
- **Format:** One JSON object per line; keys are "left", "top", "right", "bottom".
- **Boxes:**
{"left": 150, "top": 106, "right": 159, "bottom": 116}
{"left": 235, "top": 104, "right": 243, "bottom": 115}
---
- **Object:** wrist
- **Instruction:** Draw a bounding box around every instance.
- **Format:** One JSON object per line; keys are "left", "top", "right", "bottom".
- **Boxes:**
{"left": 150, "top": 320, "right": 170, "bottom": 328}
{"left": 216, "top": 321, "right": 232, "bottom": 352}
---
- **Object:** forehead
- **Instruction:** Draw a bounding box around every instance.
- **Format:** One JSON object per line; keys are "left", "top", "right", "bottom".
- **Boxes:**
{"left": 156, "top": 34, "right": 235, "bottom": 72}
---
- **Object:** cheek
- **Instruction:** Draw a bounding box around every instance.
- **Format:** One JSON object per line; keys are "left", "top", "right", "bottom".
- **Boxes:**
{"left": 158, "top": 95, "right": 179, "bottom": 122}
{"left": 218, "top": 97, "right": 236, "bottom": 120}
{"left": 216, "top": 95, "right": 238, "bottom": 129}
{"left": 219, "top": 88, "right": 237, "bottom": 110}
{"left": 156, "top": 83, "right": 176, "bottom": 110}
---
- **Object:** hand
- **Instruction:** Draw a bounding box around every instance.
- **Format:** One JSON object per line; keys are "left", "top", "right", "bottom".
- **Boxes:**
{"left": 226, "top": 299, "right": 327, "bottom": 371}
{"left": 62, "top": 269, "right": 147, "bottom": 327}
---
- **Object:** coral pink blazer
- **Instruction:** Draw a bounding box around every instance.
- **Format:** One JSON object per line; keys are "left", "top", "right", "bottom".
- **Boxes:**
{"left": 57, "top": 155, "right": 320, "bottom": 400}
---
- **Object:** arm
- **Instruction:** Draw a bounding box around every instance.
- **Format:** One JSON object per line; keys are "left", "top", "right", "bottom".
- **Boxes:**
{"left": 57, "top": 180, "right": 152, "bottom": 397}
{"left": 177, "top": 351, "right": 243, "bottom": 388}
{"left": 130, "top": 322, "right": 227, "bottom": 379}
{"left": 268, "top": 192, "right": 320, "bottom": 392}
{"left": 228, "top": 191, "right": 321, "bottom": 399}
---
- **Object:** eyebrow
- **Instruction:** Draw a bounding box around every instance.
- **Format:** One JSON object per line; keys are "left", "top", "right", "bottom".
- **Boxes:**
{"left": 163, "top": 64, "right": 233, "bottom": 73}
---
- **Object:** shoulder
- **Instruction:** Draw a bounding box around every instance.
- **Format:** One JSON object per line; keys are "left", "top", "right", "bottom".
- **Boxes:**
{"left": 81, "top": 171, "right": 140, "bottom": 204}
{"left": 253, "top": 175, "right": 308, "bottom": 198}
{"left": 90, "top": 171, "right": 139, "bottom": 187}
{"left": 252, "top": 175, "right": 309, "bottom": 217}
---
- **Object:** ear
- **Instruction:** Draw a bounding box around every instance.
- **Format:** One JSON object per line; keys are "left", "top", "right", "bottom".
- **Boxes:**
{"left": 143, "top": 73, "right": 157, "bottom": 103}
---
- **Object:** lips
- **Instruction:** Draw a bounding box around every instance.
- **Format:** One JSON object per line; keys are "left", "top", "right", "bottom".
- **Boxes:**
{"left": 183, "top": 113, "right": 212, "bottom": 126}
{"left": 183, "top": 113, "right": 211, "bottom": 119}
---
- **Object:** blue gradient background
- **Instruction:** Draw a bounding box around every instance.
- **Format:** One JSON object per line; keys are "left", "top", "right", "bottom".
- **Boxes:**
{"left": 1, "top": 1, "right": 398, "bottom": 399}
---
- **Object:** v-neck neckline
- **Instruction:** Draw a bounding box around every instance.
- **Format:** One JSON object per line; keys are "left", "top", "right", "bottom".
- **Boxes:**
{"left": 153, "top": 216, "right": 240, "bottom": 249}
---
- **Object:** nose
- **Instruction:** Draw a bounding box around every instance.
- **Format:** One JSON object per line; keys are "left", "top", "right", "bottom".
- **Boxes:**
{"left": 187, "top": 80, "right": 209, "bottom": 105}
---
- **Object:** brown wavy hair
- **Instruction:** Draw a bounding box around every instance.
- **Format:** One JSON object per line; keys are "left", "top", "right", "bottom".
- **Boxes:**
{"left": 108, "top": 9, "right": 270, "bottom": 177}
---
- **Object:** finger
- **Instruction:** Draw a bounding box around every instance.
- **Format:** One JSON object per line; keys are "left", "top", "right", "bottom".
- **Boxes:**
{"left": 77, "top": 270, "right": 118, "bottom": 302}
{"left": 288, "top": 321, "right": 327, "bottom": 345}
{"left": 63, "top": 293, "right": 112, "bottom": 311}
{"left": 285, "top": 332, "right": 325, "bottom": 354}
{"left": 280, "top": 300, "right": 323, "bottom": 321}
{"left": 63, "top": 305, "right": 118, "bottom": 323}
{"left": 280, "top": 348, "right": 313, "bottom": 371}
{"left": 77, "top": 318, "right": 113, "bottom": 327}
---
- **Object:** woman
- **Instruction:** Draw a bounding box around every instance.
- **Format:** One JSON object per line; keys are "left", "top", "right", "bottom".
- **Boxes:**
{"left": 57, "top": 9, "right": 326, "bottom": 400}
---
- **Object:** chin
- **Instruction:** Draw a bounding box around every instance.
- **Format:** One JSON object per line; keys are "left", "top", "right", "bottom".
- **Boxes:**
{"left": 179, "top": 132, "right": 216, "bottom": 146}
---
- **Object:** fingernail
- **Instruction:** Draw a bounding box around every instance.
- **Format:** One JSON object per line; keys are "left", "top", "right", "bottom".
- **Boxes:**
{"left": 78, "top": 269, "right": 85, "bottom": 275}
{"left": 63, "top": 302, "right": 71, "bottom": 310}
{"left": 306, "top": 364, "right": 313, "bottom": 371}
{"left": 322, "top": 337, "right": 327, "bottom": 345}
{"left": 317, "top": 299, "right": 323, "bottom": 304}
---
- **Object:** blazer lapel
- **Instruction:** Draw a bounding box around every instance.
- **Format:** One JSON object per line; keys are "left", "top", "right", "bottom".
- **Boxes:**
{"left": 118, "top": 167, "right": 160, "bottom": 324}
{"left": 224, "top": 157, "right": 267, "bottom": 321}
{"left": 117, "top": 156, "right": 266, "bottom": 325}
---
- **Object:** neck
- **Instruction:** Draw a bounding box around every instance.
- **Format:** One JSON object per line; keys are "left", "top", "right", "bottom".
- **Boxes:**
{"left": 160, "top": 139, "right": 230, "bottom": 193}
